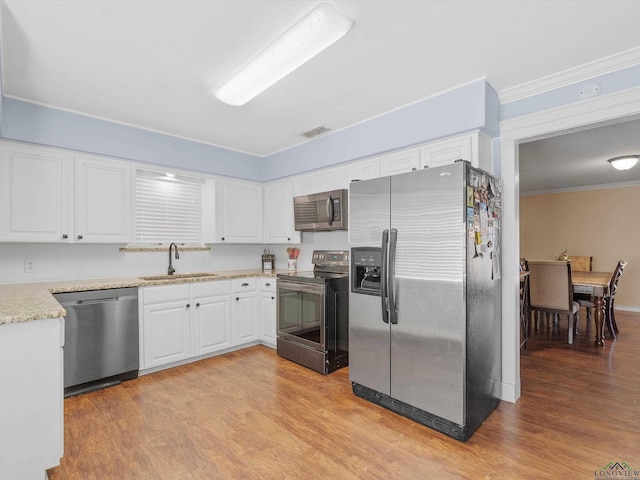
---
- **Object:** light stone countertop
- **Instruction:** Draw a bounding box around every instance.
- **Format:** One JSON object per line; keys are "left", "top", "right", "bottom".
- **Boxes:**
{"left": 0, "top": 269, "right": 290, "bottom": 325}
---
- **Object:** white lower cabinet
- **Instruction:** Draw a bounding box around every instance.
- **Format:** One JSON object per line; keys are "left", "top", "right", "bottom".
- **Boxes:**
{"left": 192, "top": 281, "right": 233, "bottom": 356}
{"left": 141, "top": 279, "right": 266, "bottom": 372}
{"left": 259, "top": 278, "right": 277, "bottom": 348}
{"left": 141, "top": 281, "right": 234, "bottom": 370}
{"left": 0, "top": 317, "right": 64, "bottom": 479}
{"left": 231, "top": 278, "right": 258, "bottom": 345}
{"left": 141, "top": 284, "right": 192, "bottom": 369}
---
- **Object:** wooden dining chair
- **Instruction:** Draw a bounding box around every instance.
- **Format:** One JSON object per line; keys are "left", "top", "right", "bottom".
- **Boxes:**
{"left": 519, "top": 258, "right": 530, "bottom": 348}
{"left": 575, "top": 260, "right": 627, "bottom": 339}
{"left": 570, "top": 255, "right": 593, "bottom": 272}
{"left": 527, "top": 260, "right": 580, "bottom": 344}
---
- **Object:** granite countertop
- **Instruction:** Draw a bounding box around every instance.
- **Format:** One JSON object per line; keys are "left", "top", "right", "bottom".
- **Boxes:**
{"left": 0, "top": 269, "right": 288, "bottom": 326}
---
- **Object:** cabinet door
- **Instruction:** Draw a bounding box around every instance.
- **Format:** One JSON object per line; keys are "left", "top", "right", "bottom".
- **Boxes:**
{"left": 350, "top": 158, "right": 380, "bottom": 182}
{"left": 75, "top": 156, "right": 132, "bottom": 243}
{"left": 142, "top": 300, "right": 192, "bottom": 369}
{"left": 0, "top": 318, "right": 64, "bottom": 478}
{"left": 379, "top": 149, "right": 420, "bottom": 176}
{"left": 421, "top": 135, "right": 472, "bottom": 169}
{"left": 263, "top": 181, "right": 300, "bottom": 244}
{"left": 292, "top": 164, "right": 351, "bottom": 196}
{"left": 193, "top": 294, "right": 232, "bottom": 356}
{"left": 233, "top": 293, "right": 258, "bottom": 345}
{"left": 259, "top": 291, "right": 277, "bottom": 347}
{"left": 218, "top": 179, "right": 263, "bottom": 243}
{"left": 0, "top": 142, "right": 73, "bottom": 242}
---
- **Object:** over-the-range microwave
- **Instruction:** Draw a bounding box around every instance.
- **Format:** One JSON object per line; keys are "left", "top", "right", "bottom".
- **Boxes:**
{"left": 293, "top": 189, "right": 348, "bottom": 232}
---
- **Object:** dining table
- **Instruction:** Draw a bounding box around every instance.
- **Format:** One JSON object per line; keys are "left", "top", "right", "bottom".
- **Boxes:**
{"left": 572, "top": 270, "right": 612, "bottom": 346}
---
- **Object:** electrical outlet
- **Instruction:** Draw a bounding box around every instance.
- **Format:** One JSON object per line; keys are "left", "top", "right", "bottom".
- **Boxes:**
{"left": 24, "top": 259, "right": 36, "bottom": 273}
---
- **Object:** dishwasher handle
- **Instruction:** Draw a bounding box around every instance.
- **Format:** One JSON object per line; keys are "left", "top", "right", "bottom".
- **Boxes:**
{"left": 60, "top": 295, "right": 138, "bottom": 306}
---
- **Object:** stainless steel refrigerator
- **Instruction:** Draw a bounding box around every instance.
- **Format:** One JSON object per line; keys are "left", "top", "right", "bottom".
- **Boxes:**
{"left": 348, "top": 161, "right": 501, "bottom": 441}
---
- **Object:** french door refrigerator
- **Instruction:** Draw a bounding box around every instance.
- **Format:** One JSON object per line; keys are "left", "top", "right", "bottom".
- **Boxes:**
{"left": 349, "top": 161, "right": 501, "bottom": 441}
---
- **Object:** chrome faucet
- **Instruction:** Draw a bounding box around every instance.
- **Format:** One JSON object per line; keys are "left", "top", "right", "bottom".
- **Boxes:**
{"left": 168, "top": 242, "right": 180, "bottom": 275}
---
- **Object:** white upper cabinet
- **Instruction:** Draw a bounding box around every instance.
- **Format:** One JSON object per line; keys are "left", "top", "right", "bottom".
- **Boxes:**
{"left": 75, "top": 155, "right": 132, "bottom": 243}
{"left": 293, "top": 164, "right": 351, "bottom": 196}
{"left": 379, "top": 149, "right": 421, "bottom": 176}
{"left": 0, "top": 142, "right": 73, "bottom": 242}
{"left": 0, "top": 142, "right": 134, "bottom": 243}
{"left": 216, "top": 178, "right": 263, "bottom": 243}
{"left": 420, "top": 131, "right": 493, "bottom": 172}
{"left": 349, "top": 158, "right": 380, "bottom": 182}
{"left": 263, "top": 180, "right": 300, "bottom": 244}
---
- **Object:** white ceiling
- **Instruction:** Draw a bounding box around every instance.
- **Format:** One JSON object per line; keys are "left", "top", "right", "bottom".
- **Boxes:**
{"left": 2, "top": 0, "right": 640, "bottom": 188}
{"left": 520, "top": 118, "right": 640, "bottom": 194}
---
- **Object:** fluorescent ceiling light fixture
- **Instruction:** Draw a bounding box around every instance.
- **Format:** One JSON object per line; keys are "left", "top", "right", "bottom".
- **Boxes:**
{"left": 214, "top": 3, "right": 354, "bottom": 106}
{"left": 607, "top": 155, "right": 639, "bottom": 171}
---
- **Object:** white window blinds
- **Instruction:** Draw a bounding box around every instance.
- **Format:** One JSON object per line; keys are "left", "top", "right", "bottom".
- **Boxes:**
{"left": 135, "top": 170, "right": 203, "bottom": 244}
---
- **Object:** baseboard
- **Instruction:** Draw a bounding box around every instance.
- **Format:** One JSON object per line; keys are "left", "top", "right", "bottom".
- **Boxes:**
{"left": 615, "top": 305, "right": 640, "bottom": 313}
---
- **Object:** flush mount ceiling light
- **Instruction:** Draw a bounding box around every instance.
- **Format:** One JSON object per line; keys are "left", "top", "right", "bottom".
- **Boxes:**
{"left": 214, "top": 3, "right": 354, "bottom": 106}
{"left": 607, "top": 155, "right": 640, "bottom": 171}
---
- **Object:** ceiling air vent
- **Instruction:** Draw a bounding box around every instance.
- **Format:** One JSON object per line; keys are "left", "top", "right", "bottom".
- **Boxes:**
{"left": 299, "top": 125, "right": 330, "bottom": 138}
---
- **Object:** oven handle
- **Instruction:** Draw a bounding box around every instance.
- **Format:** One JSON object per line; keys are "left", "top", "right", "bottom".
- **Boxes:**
{"left": 277, "top": 279, "right": 326, "bottom": 296}
{"left": 381, "top": 229, "right": 389, "bottom": 324}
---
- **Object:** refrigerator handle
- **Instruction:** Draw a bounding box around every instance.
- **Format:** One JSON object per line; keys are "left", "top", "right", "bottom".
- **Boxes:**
{"left": 388, "top": 228, "right": 398, "bottom": 324}
{"left": 380, "top": 229, "right": 389, "bottom": 324}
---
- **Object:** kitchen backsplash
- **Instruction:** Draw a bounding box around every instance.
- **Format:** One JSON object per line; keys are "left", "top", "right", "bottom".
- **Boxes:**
{"left": 0, "top": 231, "right": 348, "bottom": 284}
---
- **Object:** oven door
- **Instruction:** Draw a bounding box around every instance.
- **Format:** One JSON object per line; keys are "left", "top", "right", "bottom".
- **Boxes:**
{"left": 277, "top": 279, "right": 326, "bottom": 351}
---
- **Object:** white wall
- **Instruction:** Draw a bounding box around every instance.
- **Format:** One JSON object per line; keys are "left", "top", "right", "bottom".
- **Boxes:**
{"left": 0, "top": 232, "right": 349, "bottom": 285}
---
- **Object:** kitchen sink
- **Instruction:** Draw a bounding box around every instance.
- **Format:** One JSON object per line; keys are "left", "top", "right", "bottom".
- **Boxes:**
{"left": 140, "top": 272, "right": 218, "bottom": 281}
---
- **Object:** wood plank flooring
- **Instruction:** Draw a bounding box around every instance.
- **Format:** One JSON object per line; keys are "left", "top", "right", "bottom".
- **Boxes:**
{"left": 48, "top": 309, "right": 640, "bottom": 479}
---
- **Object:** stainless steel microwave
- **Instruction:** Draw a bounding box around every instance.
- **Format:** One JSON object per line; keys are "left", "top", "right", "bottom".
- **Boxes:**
{"left": 293, "top": 189, "right": 348, "bottom": 232}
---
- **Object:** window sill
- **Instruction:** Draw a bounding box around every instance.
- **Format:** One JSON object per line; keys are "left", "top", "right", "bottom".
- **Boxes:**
{"left": 119, "top": 246, "right": 211, "bottom": 252}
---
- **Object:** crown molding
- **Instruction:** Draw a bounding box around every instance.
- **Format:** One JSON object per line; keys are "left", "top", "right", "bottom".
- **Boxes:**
{"left": 499, "top": 46, "right": 640, "bottom": 104}
{"left": 520, "top": 179, "right": 640, "bottom": 197}
{"left": 499, "top": 84, "right": 640, "bottom": 143}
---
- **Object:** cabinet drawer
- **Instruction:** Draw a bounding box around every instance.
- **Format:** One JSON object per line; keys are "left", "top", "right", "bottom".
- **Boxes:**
{"left": 191, "top": 280, "right": 231, "bottom": 297}
{"left": 260, "top": 278, "right": 277, "bottom": 293}
{"left": 142, "top": 284, "right": 190, "bottom": 304}
{"left": 231, "top": 277, "right": 257, "bottom": 293}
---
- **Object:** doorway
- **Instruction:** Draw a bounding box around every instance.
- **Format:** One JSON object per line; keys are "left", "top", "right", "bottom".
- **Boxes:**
{"left": 499, "top": 85, "right": 640, "bottom": 403}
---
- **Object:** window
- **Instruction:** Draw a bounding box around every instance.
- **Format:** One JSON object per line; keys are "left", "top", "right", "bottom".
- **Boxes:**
{"left": 135, "top": 169, "right": 203, "bottom": 244}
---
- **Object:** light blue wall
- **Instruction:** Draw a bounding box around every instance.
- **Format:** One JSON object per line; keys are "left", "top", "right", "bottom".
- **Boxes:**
{"left": 1, "top": 98, "right": 265, "bottom": 181}
{"left": 2, "top": 63, "right": 637, "bottom": 182}
{"left": 500, "top": 64, "right": 640, "bottom": 121}
{"left": 0, "top": 80, "right": 499, "bottom": 181}
{"left": 264, "top": 79, "right": 499, "bottom": 180}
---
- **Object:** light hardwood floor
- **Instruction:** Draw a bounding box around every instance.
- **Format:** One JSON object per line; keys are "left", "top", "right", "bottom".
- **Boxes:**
{"left": 48, "top": 309, "right": 640, "bottom": 479}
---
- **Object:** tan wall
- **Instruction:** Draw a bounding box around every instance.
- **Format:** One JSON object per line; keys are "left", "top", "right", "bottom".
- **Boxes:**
{"left": 520, "top": 186, "right": 639, "bottom": 309}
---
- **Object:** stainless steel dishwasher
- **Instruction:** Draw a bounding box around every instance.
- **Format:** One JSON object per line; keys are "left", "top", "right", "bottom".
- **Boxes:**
{"left": 54, "top": 287, "right": 139, "bottom": 397}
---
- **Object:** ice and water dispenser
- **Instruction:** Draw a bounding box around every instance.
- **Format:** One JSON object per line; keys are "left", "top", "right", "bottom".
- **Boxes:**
{"left": 351, "top": 247, "right": 382, "bottom": 296}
